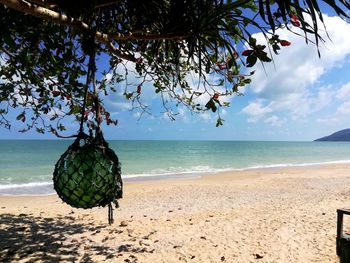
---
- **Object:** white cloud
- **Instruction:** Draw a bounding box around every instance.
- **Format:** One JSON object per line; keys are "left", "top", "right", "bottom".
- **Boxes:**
{"left": 132, "top": 112, "right": 141, "bottom": 119}
{"left": 336, "top": 100, "right": 350, "bottom": 115}
{"left": 109, "top": 101, "right": 132, "bottom": 111}
{"left": 315, "top": 83, "right": 350, "bottom": 124}
{"left": 252, "top": 15, "right": 350, "bottom": 99}
{"left": 242, "top": 86, "right": 333, "bottom": 123}
{"left": 264, "top": 115, "right": 284, "bottom": 127}
{"left": 241, "top": 99, "right": 274, "bottom": 123}
{"left": 316, "top": 116, "right": 340, "bottom": 124}
{"left": 177, "top": 107, "right": 189, "bottom": 123}
{"left": 105, "top": 72, "right": 113, "bottom": 82}
{"left": 336, "top": 82, "right": 350, "bottom": 100}
{"left": 242, "top": 14, "right": 350, "bottom": 125}
{"left": 198, "top": 111, "right": 212, "bottom": 122}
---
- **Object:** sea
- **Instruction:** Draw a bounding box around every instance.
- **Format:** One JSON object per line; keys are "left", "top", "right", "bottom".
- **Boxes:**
{"left": 1, "top": 140, "right": 350, "bottom": 195}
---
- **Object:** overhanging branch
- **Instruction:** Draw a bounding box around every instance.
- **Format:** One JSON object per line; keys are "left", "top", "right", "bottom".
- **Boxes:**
{"left": 1, "top": 0, "right": 193, "bottom": 61}
{"left": 0, "top": 0, "right": 137, "bottom": 61}
{"left": 1, "top": 0, "right": 192, "bottom": 41}
{"left": 26, "top": 0, "right": 56, "bottom": 9}
{"left": 27, "top": 0, "right": 123, "bottom": 9}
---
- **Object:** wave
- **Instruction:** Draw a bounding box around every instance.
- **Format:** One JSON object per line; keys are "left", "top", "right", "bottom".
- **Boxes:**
{"left": 0, "top": 182, "right": 52, "bottom": 190}
{"left": 2, "top": 159, "right": 350, "bottom": 195}
{"left": 0, "top": 182, "right": 54, "bottom": 196}
{"left": 123, "top": 159, "right": 350, "bottom": 178}
{"left": 122, "top": 165, "right": 218, "bottom": 178}
{"left": 233, "top": 159, "right": 350, "bottom": 171}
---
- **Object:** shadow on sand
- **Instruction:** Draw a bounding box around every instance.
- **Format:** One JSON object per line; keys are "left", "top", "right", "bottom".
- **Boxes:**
{"left": 0, "top": 213, "right": 108, "bottom": 262}
{"left": 0, "top": 213, "right": 156, "bottom": 262}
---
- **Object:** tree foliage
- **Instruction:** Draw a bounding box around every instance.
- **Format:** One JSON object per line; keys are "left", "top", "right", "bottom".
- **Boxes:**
{"left": 0, "top": 0, "right": 349, "bottom": 135}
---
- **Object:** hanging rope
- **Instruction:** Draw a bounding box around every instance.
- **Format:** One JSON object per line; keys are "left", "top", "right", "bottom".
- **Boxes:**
{"left": 89, "top": 45, "right": 115, "bottom": 225}
{"left": 108, "top": 203, "right": 114, "bottom": 224}
{"left": 51, "top": 53, "right": 95, "bottom": 139}
{"left": 79, "top": 46, "right": 96, "bottom": 136}
{"left": 91, "top": 55, "right": 103, "bottom": 140}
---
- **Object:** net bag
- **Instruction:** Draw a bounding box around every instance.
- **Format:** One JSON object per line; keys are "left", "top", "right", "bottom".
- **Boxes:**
{"left": 53, "top": 133, "right": 122, "bottom": 209}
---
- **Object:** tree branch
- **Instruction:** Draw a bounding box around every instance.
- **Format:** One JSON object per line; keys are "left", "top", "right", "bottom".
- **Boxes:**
{"left": 93, "top": 0, "right": 122, "bottom": 8}
{"left": 1, "top": 0, "right": 192, "bottom": 61}
{"left": 26, "top": 0, "right": 56, "bottom": 8}
{"left": 26, "top": 0, "right": 123, "bottom": 9}
{"left": 0, "top": 0, "right": 137, "bottom": 61}
{"left": 2, "top": 0, "right": 192, "bottom": 42}
{"left": 113, "top": 31, "right": 192, "bottom": 41}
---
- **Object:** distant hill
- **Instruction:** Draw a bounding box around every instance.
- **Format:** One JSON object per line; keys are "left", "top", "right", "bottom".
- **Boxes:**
{"left": 315, "top": 129, "right": 350, "bottom": 141}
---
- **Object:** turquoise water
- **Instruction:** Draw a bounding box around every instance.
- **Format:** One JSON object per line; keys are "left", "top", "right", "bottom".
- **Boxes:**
{"left": 1, "top": 140, "right": 350, "bottom": 195}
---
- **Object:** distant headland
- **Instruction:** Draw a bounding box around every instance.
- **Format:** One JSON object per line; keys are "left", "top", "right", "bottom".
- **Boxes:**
{"left": 315, "top": 129, "right": 350, "bottom": 141}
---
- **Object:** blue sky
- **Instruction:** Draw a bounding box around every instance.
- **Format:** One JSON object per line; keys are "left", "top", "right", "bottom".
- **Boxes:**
{"left": 2, "top": 8, "right": 350, "bottom": 141}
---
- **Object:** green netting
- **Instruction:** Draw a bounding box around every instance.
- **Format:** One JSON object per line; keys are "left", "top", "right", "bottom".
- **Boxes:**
{"left": 53, "top": 135, "right": 122, "bottom": 209}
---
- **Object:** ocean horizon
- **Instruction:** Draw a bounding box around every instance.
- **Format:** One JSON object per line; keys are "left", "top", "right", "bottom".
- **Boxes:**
{"left": 1, "top": 139, "right": 350, "bottom": 195}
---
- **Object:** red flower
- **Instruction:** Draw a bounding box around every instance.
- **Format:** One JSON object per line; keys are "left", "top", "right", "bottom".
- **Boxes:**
{"left": 137, "top": 84, "right": 142, "bottom": 94}
{"left": 136, "top": 57, "right": 143, "bottom": 64}
{"left": 291, "top": 14, "right": 300, "bottom": 27}
{"left": 218, "top": 64, "right": 226, "bottom": 70}
{"left": 213, "top": 93, "right": 220, "bottom": 100}
{"left": 232, "top": 51, "right": 238, "bottom": 59}
{"left": 280, "top": 40, "right": 291, "bottom": 46}
{"left": 52, "top": 90, "right": 61, "bottom": 97}
{"left": 291, "top": 20, "right": 300, "bottom": 27}
{"left": 242, "top": 50, "right": 254, "bottom": 56}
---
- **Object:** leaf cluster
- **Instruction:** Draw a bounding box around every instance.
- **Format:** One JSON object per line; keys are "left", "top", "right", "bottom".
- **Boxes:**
{"left": 0, "top": 0, "right": 349, "bottom": 134}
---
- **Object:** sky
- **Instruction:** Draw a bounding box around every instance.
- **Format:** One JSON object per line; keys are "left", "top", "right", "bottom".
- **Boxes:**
{"left": 2, "top": 7, "right": 350, "bottom": 141}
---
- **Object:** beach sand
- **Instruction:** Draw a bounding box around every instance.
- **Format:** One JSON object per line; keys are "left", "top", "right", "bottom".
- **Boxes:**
{"left": 1, "top": 164, "right": 350, "bottom": 262}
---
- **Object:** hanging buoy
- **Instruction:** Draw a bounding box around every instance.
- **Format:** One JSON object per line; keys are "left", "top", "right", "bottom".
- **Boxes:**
{"left": 52, "top": 36, "right": 122, "bottom": 223}
{"left": 53, "top": 133, "right": 122, "bottom": 210}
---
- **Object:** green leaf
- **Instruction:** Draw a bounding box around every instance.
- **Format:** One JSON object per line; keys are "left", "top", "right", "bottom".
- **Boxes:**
{"left": 16, "top": 112, "right": 25, "bottom": 120}
{"left": 244, "top": 78, "right": 252, "bottom": 84}
{"left": 36, "top": 128, "right": 45, "bottom": 134}
{"left": 205, "top": 99, "right": 217, "bottom": 113}
{"left": 58, "top": 124, "right": 66, "bottom": 131}
{"left": 249, "top": 37, "right": 257, "bottom": 46}
{"left": 246, "top": 55, "right": 257, "bottom": 67}
{"left": 216, "top": 118, "right": 224, "bottom": 127}
{"left": 124, "top": 92, "right": 133, "bottom": 100}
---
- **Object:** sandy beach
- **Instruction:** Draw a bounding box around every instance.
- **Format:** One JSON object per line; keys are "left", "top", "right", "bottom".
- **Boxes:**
{"left": 1, "top": 164, "right": 350, "bottom": 262}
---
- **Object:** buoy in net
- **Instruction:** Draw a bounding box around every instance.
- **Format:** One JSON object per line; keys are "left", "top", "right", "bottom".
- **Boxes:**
{"left": 53, "top": 134, "right": 122, "bottom": 209}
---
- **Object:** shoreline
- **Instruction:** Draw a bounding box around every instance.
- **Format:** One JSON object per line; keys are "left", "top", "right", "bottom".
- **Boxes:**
{"left": 3, "top": 161, "right": 350, "bottom": 196}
